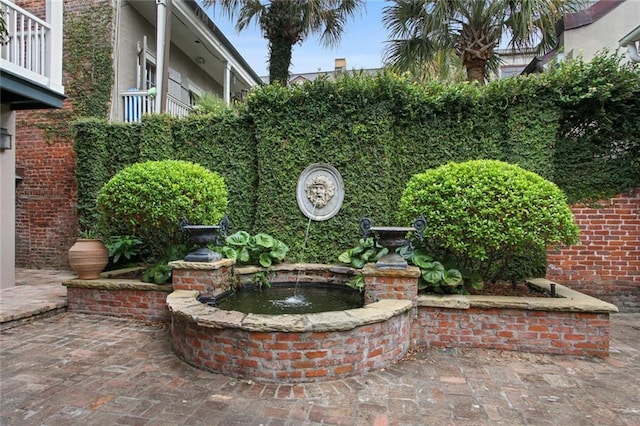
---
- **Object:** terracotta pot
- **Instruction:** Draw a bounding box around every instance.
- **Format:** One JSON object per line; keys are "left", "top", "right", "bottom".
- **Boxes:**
{"left": 68, "top": 239, "right": 109, "bottom": 279}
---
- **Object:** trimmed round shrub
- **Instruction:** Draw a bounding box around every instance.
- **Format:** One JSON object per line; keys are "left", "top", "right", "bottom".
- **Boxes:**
{"left": 96, "top": 160, "right": 228, "bottom": 260}
{"left": 398, "top": 160, "right": 579, "bottom": 282}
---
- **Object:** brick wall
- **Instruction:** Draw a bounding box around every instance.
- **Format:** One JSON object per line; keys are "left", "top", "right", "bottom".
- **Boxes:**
{"left": 66, "top": 287, "right": 171, "bottom": 323}
{"left": 15, "top": 109, "right": 78, "bottom": 267}
{"left": 171, "top": 262, "right": 234, "bottom": 297}
{"left": 14, "top": 0, "right": 104, "bottom": 268}
{"left": 171, "top": 310, "right": 411, "bottom": 383}
{"left": 363, "top": 265, "right": 420, "bottom": 305}
{"left": 547, "top": 189, "right": 640, "bottom": 311}
{"left": 414, "top": 307, "right": 611, "bottom": 358}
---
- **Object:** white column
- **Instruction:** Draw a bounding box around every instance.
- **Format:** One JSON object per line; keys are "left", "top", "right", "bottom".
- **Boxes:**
{"left": 0, "top": 108, "right": 16, "bottom": 289}
{"left": 224, "top": 62, "right": 231, "bottom": 104}
{"left": 46, "top": 0, "right": 64, "bottom": 93}
{"left": 155, "top": 0, "right": 167, "bottom": 112}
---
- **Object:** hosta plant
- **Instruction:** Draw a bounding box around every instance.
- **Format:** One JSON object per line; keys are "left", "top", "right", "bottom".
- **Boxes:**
{"left": 220, "top": 231, "right": 289, "bottom": 267}
{"left": 399, "top": 246, "right": 480, "bottom": 294}
{"left": 338, "top": 238, "right": 388, "bottom": 269}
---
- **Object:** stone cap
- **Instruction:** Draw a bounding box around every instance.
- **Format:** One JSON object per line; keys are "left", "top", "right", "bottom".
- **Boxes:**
{"left": 418, "top": 278, "right": 619, "bottom": 313}
{"left": 362, "top": 264, "right": 421, "bottom": 278}
{"left": 234, "top": 263, "right": 358, "bottom": 275}
{"left": 166, "top": 290, "right": 412, "bottom": 332}
{"left": 169, "top": 259, "right": 235, "bottom": 270}
{"left": 63, "top": 279, "right": 173, "bottom": 292}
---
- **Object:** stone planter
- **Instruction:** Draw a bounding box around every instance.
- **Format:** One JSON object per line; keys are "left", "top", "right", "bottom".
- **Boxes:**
{"left": 68, "top": 239, "right": 109, "bottom": 279}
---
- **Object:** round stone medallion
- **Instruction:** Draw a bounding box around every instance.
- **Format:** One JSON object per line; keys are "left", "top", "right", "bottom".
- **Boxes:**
{"left": 296, "top": 163, "right": 344, "bottom": 221}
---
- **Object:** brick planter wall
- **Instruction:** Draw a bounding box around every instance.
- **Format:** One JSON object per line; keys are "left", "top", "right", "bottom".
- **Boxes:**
{"left": 414, "top": 308, "right": 610, "bottom": 357}
{"left": 362, "top": 264, "right": 420, "bottom": 305}
{"left": 65, "top": 261, "right": 618, "bottom": 383}
{"left": 64, "top": 280, "right": 172, "bottom": 323}
{"left": 547, "top": 189, "right": 640, "bottom": 311}
{"left": 170, "top": 260, "right": 234, "bottom": 296}
{"left": 413, "top": 278, "right": 618, "bottom": 358}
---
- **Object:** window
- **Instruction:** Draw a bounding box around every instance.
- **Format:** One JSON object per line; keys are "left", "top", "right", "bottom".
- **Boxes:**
{"left": 145, "top": 61, "right": 156, "bottom": 89}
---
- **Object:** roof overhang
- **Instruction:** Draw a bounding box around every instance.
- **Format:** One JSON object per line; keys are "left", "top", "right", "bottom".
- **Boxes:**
{"left": 619, "top": 25, "right": 640, "bottom": 62}
{"left": 619, "top": 25, "right": 640, "bottom": 46}
{"left": 127, "top": 0, "right": 263, "bottom": 92}
{"left": 0, "top": 69, "right": 66, "bottom": 110}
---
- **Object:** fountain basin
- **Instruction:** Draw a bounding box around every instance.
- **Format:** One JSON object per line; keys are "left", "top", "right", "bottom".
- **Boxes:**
{"left": 167, "top": 262, "right": 413, "bottom": 383}
{"left": 199, "top": 283, "right": 364, "bottom": 314}
{"left": 167, "top": 291, "right": 412, "bottom": 383}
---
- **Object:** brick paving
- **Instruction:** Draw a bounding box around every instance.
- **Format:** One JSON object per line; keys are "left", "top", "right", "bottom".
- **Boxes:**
{"left": 0, "top": 313, "right": 638, "bottom": 425}
{"left": 0, "top": 269, "right": 75, "bottom": 330}
{"left": 1, "top": 270, "right": 639, "bottom": 425}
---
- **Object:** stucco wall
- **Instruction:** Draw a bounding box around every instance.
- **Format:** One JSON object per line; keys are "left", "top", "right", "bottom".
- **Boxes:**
{"left": 112, "top": 1, "right": 223, "bottom": 122}
{"left": 564, "top": 1, "right": 640, "bottom": 61}
{"left": 0, "top": 107, "right": 16, "bottom": 289}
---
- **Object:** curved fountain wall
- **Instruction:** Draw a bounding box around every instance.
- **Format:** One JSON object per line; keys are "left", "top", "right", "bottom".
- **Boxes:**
{"left": 167, "top": 261, "right": 416, "bottom": 383}
{"left": 168, "top": 291, "right": 412, "bottom": 382}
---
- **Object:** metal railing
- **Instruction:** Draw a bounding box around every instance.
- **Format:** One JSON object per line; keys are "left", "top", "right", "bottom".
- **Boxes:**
{"left": 121, "top": 91, "right": 192, "bottom": 123}
{"left": 0, "top": 0, "right": 50, "bottom": 81}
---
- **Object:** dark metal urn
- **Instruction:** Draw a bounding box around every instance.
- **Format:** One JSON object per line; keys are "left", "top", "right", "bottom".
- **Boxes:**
{"left": 180, "top": 217, "right": 228, "bottom": 262}
{"left": 359, "top": 217, "right": 416, "bottom": 269}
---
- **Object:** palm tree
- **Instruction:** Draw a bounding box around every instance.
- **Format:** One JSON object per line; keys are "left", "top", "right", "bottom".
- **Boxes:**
{"left": 203, "top": 0, "right": 365, "bottom": 85}
{"left": 383, "top": 0, "right": 584, "bottom": 84}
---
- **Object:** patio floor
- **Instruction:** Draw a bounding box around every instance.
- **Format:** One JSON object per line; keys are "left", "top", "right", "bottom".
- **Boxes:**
{"left": 1, "top": 269, "right": 639, "bottom": 425}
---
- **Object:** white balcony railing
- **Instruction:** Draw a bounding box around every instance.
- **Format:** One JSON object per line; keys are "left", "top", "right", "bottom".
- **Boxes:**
{"left": 121, "top": 91, "right": 193, "bottom": 123}
{"left": 166, "top": 96, "right": 192, "bottom": 119}
{"left": 0, "top": 0, "right": 63, "bottom": 92}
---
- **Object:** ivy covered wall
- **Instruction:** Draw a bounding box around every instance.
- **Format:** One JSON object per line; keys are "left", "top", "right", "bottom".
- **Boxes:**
{"left": 73, "top": 54, "right": 639, "bottom": 264}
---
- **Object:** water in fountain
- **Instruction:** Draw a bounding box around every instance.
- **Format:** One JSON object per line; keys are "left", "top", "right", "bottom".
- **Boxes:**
{"left": 273, "top": 202, "right": 317, "bottom": 307}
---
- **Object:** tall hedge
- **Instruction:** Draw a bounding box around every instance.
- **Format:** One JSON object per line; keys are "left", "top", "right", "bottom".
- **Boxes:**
{"left": 73, "top": 52, "right": 639, "bottom": 263}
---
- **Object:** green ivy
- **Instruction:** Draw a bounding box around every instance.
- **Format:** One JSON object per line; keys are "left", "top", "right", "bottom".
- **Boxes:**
{"left": 72, "top": 52, "right": 639, "bottom": 265}
{"left": 42, "top": 3, "right": 113, "bottom": 141}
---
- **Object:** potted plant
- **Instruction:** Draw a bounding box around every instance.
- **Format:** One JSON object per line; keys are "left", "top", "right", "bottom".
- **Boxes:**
{"left": 68, "top": 228, "right": 109, "bottom": 280}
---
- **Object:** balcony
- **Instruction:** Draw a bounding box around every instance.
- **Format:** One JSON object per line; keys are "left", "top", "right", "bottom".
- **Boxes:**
{"left": 0, "top": 0, "right": 65, "bottom": 109}
{"left": 121, "top": 91, "right": 192, "bottom": 123}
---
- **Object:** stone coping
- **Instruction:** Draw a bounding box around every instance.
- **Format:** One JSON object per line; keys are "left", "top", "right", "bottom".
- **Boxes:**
{"left": 234, "top": 263, "right": 358, "bottom": 276}
{"left": 362, "top": 264, "right": 421, "bottom": 278}
{"left": 169, "top": 259, "right": 235, "bottom": 270}
{"left": 167, "top": 290, "right": 412, "bottom": 332}
{"left": 418, "top": 278, "right": 618, "bottom": 313}
{"left": 63, "top": 279, "right": 173, "bottom": 293}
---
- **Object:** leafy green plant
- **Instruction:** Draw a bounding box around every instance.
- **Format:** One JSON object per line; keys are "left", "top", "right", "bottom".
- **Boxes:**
{"left": 338, "top": 238, "right": 388, "bottom": 269}
{"left": 220, "top": 231, "right": 289, "bottom": 267}
{"left": 249, "top": 271, "right": 272, "bottom": 289}
{"left": 345, "top": 274, "right": 365, "bottom": 292}
{"left": 191, "top": 92, "right": 236, "bottom": 115}
{"left": 106, "top": 235, "right": 143, "bottom": 265}
{"left": 400, "top": 246, "right": 479, "bottom": 294}
{"left": 77, "top": 229, "right": 101, "bottom": 240}
{"left": 140, "top": 244, "right": 189, "bottom": 285}
{"left": 96, "top": 160, "right": 228, "bottom": 262}
{"left": 141, "top": 264, "right": 172, "bottom": 285}
{"left": 398, "top": 160, "right": 580, "bottom": 283}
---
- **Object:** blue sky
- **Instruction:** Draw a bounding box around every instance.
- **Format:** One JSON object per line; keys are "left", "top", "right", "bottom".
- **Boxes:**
{"left": 201, "top": 1, "right": 388, "bottom": 77}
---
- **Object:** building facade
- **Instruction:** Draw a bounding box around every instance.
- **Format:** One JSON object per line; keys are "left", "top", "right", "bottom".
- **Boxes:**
{"left": 7, "top": 0, "right": 261, "bottom": 285}
{"left": 0, "top": 0, "right": 65, "bottom": 289}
